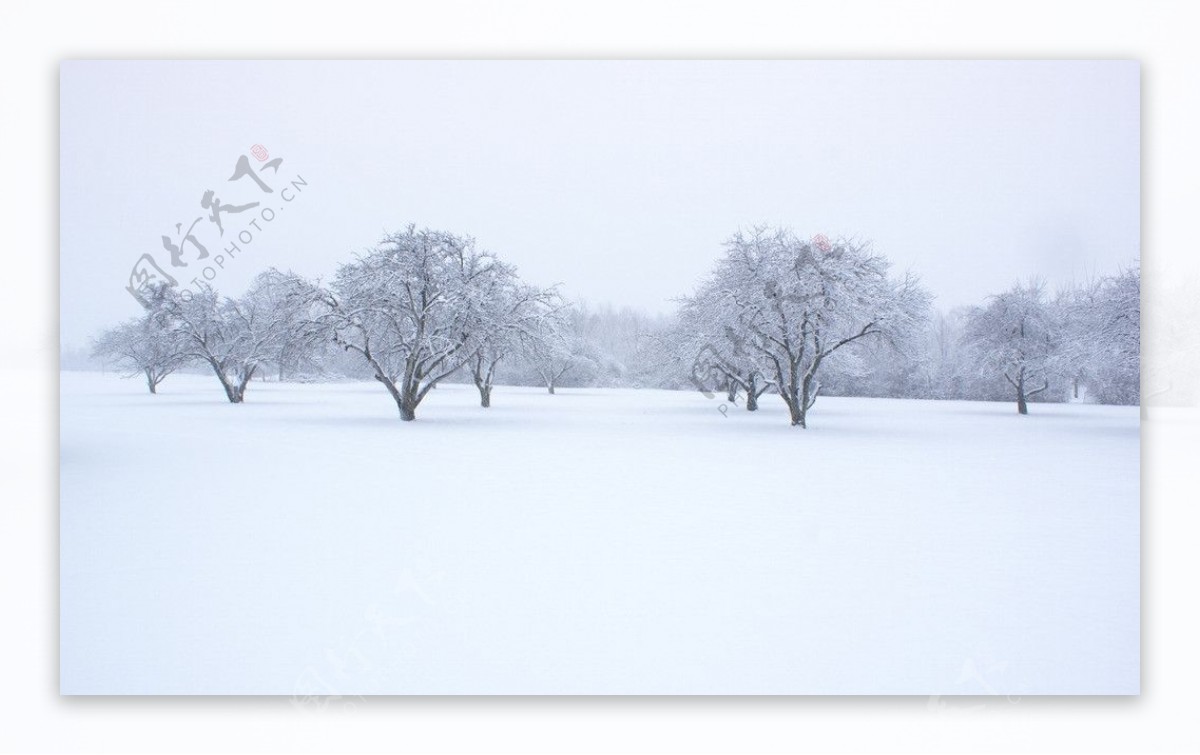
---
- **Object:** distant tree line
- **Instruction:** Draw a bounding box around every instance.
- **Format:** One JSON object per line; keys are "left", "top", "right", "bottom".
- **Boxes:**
{"left": 669, "top": 228, "right": 1138, "bottom": 423}
{"left": 92, "top": 224, "right": 1140, "bottom": 427}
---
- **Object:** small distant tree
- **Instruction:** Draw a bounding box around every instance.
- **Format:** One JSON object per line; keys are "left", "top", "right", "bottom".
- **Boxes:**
{"left": 468, "top": 279, "right": 557, "bottom": 408}
{"left": 520, "top": 303, "right": 594, "bottom": 395}
{"left": 962, "top": 280, "right": 1060, "bottom": 414}
{"left": 91, "top": 310, "right": 189, "bottom": 394}
{"left": 921, "top": 308, "right": 973, "bottom": 400}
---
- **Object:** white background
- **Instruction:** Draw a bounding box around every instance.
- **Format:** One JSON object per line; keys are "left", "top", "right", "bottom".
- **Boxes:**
{"left": 2, "top": 1, "right": 1197, "bottom": 752}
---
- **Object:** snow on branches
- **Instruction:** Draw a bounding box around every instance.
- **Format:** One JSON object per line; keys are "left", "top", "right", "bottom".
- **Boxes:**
{"left": 679, "top": 226, "right": 930, "bottom": 427}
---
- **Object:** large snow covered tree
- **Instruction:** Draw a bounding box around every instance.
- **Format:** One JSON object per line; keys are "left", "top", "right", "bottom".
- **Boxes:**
{"left": 91, "top": 308, "right": 190, "bottom": 394}
{"left": 700, "top": 227, "right": 928, "bottom": 427}
{"left": 321, "top": 226, "right": 503, "bottom": 421}
{"left": 962, "top": 280, "right": 1061, "bottom": 414}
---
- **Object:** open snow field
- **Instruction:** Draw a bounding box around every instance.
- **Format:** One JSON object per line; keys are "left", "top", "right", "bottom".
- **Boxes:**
{"left": 59, "top": 371, "right": 1139, "bottom": 694}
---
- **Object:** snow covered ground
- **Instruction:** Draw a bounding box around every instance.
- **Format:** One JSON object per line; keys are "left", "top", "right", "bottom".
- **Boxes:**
{"left": 59, "top": 371, "right": 1139, "bottom": 695}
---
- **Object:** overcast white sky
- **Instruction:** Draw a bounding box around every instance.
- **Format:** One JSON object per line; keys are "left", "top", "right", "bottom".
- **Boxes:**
{"left": 60, "top": 60, "right": 1139, "bottom": 347}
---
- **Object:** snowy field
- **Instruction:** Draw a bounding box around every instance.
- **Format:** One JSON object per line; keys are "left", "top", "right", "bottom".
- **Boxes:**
{"left": 59, "top": 371, "right": 1139, "bottom": 695}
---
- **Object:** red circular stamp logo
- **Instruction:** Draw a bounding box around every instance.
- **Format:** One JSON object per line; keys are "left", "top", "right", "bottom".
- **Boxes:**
{"left": 250, "top": 144, "right": 269, "bottom": 162}
{"left": 812, "top": 233, "right": 832, "bottom": 252}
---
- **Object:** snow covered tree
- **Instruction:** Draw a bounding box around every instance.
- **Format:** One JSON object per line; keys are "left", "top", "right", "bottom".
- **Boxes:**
{"left": 698, "top": 227, "right": 928, "bottom": 427}
{"left": 90, "top": 307, "right": 190, "bottom": 394}
{"left": 153, "top": 280, "right": 294, "bottom": 403}
{"left": 465, "top": 273, "right": 557, "bottom": 408}
{"left": 919, "top": 308, "right": 975, "bottom": 400}
{"left": 677, "top": 280, "right": 773, "bottom": 410}
{"left": 1096, "top": 266, "right": 1141, "bottom": 403}
{"left": 243, "top": 268, "right": 333, "bottom": 381}
{"left": 1059, "top": 266, "right": 1140, "bottom": 405}
{"left": 321, "top": 226, "right": 502, "bottom": 420}
{"left": 962, "top": 280, "right": 1061, "bottom": 414}
{"left": 503, "top": 302, "right": 668, "bottom": 392}
{"left": 519, "top": 302, "right": 596, "bottom": 395}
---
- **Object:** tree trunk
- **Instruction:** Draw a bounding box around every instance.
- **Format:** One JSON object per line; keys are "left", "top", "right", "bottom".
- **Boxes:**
{"left": 786, "top": 394, "right": 805, "bottom": 427}
{"left": 792, "top": 401, "right": 806, "bottom": 427}
{"left": 145, "top": 369, "right": 157, "bottom": 394}
{"left": 472, "top": 358, "right": 495, "bottom": 408}
{"left": 399, "top": 383, "right": 419, "bottom": 421}
{"left": 1016, "top": 372, "right": 1028, "bottom": 415}
{"left": 220, "top": 374, "right": 243, "bottom": 403}
{"left": 220, "top": 380, "right": 244, "bottom": 403}
{"left": 745, "top": 375, "right": 758, "bottom": 411}
{"left": 373, "top": 372, "right": 413, "bottom": 420}
{"left": 224, "top": 377, "right": 247, "bottom": 403}
{"left": 226, "top": 366, "right": 255, "bottom": 403}
{"left": 547, "top": 382, "right": 555, "bottom": 395}
{"left": 203, "top": 359, "right": 241, "bottom": 403}
{"left": 772, "top": 360, "right": 806, "bottom": 427}
{"left": 795, "top": 377, "right": 815, "bottom": 428}
{"left": 779, "top": 386, "right": 805, "bottom": 427}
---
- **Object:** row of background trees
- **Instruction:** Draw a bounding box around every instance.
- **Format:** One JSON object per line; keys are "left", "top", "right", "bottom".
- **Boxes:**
{"left": 90, "top": 225, "right": 1140, "bottom": 426}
